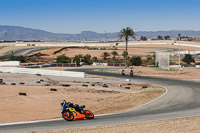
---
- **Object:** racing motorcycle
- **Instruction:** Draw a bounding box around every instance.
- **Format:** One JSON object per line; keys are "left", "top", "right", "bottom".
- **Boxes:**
{"left": 61, "top": 105, "right": 94, "bottom": 121}
{"left": 121, "top": 70, "right": 125, "bottom": 76}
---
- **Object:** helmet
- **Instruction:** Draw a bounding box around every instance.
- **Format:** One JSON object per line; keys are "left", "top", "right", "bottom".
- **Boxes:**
{"left": 74, "top": 104, "right": 79, "bottom": 108}
{"left": 60, "top": 100, "right": 66, "bottom": 106}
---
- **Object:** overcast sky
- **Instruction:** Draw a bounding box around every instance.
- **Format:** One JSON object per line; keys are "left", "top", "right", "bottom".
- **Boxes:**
{"left": 0, "top": 0, "right": 200, "bottom": 33}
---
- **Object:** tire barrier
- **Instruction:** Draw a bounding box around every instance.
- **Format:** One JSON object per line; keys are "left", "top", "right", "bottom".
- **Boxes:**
{"left": 82, "top": 84, "right": 88, "bottom": 87}
{"left": 19, "top": 82, "right": 25, "bottom": 85}
{"left": 103, "top": 84, "right": 108, "bottom": 88}
{"left": 0, "top": 79, "right": 3, "bottom": 84}
{"left": 53, "top": 47, "right": 67, "bottom": 55}
{"left": 19, "top": 92, "right": 27, "bottom": 96}
{"left": 62, "top": 84, "right": 71, "bottom": 87}
{"left": 50, "top": 88, "right": 57, "bottom": 91}
{"left": 142, "top": 86, "right": 147, "bottom": 88}
{"left": 11, "top": 83, "right": 16, "bottom": 85}
{"left": 0, "top": 82, "right": 5, "bottom": 85}
{"left": 36, "top": 81, "right": 41, "bottom": 83}
{"left": 125, "top": 87, "right": 130, "bottom": 89}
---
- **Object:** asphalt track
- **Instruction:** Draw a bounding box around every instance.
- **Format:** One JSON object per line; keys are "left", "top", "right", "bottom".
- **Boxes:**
{"left": 1, "top": 68, "right": 200, "bottom": 133}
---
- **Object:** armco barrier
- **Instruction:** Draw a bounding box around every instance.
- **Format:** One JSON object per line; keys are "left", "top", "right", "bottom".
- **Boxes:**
{"left": 52, "top": 63, "right": 80, "bottom": 67}
{"left": 0, "top": 67, "right": 85, "bottom": 78}
{"left": 25, "top": 63, "right": 80, "bottom": 68}
{"left": 107, "top": 63, "right": 125, "bottom": 67}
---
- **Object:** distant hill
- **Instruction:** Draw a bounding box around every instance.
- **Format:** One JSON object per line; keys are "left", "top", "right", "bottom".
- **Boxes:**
{"left": 1, "top": 25, "right": 200, "bottom": 41}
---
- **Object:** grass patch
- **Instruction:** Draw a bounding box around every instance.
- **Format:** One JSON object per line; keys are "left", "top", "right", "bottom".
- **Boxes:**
{"left": 151, "top": 67, "right": 177, "bottom": 71}
{"left": 140, "top": 90, "right": 163, "bottom": 93}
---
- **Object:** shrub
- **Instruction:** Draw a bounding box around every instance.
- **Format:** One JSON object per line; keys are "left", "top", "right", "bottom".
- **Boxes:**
{"left": 101, "top": 52, "right": 110, "bottom": 60}
{"left": 56, "top": 55, "right": 71, "bottom": 63}
{"left": 143, "top": 55, "right": 155, "bottom": 66}
{"left": 9, "top": 55, "right": 26, "bottom": 63}
{"left": 182, "top": 54, "right": 195, "bottom": 64}
{"left": 111, "top": 51, "right": 118, "bottom": 60}
{"left": 83, "top": 54, "right": 92, "bottom": 64}
{"left": 92, "top": 56, "right": 98, "bottom": 62}
{"left": 128, "top": 56, "right": 142, "bottom": 66}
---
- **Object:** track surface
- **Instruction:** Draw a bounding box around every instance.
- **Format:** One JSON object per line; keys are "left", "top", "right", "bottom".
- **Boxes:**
{"left": 0, "top": 48, "right": 39, "bottom": 58}
{"left": 1, "top": 68, "right": 200, "bottom": 133}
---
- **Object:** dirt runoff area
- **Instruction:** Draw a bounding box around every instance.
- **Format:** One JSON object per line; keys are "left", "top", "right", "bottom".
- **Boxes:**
{"left": 34, "top": 116, "right": 200, "bottom": 133}
{"left": 0, "top": 73, "right": 164, "bottom": 123}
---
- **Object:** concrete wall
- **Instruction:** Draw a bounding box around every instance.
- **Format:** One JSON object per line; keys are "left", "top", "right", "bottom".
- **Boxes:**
{"left": 0, "top": 61, "right": 20, "bottom": 66}
{"left": 0, "top": 67, "right": 85, "bottom": 78}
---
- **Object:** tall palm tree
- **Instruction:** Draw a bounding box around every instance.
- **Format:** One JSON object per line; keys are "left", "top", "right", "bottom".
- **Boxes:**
{"left": 118, "top": 27, "right": 136, "bottom": 65}
{"left": 111, "top": 51, "right": 118, "bottom": 59}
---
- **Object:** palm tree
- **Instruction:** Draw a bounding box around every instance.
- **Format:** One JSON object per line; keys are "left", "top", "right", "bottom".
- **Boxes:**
{"left": 111, "top": 51, "right": 118, "bottom": 59}
{"left": 118, "top": 27, "right": 136, "bottom": 65}
{"left": 101, "top": 52, "right": 110, "bottom": 60}
{"left": 122, "top": 51, "right": 128, "bottom": 59}
{"left": 92, "top": 56, "right": 98, "bottom": 62}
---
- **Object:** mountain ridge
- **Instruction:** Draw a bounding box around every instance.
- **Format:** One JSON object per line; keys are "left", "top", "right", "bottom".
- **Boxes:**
{"left": 1, "top": 25, "right": 200, "bottom": 41}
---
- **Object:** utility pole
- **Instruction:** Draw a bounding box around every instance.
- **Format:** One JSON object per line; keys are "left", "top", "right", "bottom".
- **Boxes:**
{"left": 178, "top": 33, "right": 181, "bottom": 74}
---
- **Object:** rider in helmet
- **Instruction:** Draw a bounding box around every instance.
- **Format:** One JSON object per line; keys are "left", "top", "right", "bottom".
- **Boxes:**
{"left": 130, "top": 69, "right": 134, "bottom": 77}
{"left": 61, "top": 100, "right": 74, "bottom": 107}
{"left": 60, "top": 100, "right": 67, "bottom": 107}
{"left": 121, "top": 69, "right": 125, "bottom": 76}
{"left": 60, "top": 100, "right": 83, "bottom": 113}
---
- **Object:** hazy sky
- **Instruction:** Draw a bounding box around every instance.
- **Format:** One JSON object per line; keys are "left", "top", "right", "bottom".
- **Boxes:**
{"left": 0, "top": 0, "right": 200, "bottom": 33}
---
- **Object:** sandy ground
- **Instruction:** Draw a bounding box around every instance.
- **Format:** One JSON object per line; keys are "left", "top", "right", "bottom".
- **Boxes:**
{"left": 0, "top": 73, "right": 163, "bottom": 123}
{"left": 29, "top": 44, "right": 200, "bottom": 61}
{"left": 1, "top": 44, "right": 200, "bottom": 59}
{"left": 34, "top": 116, "right": 200, "bottom": 133}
